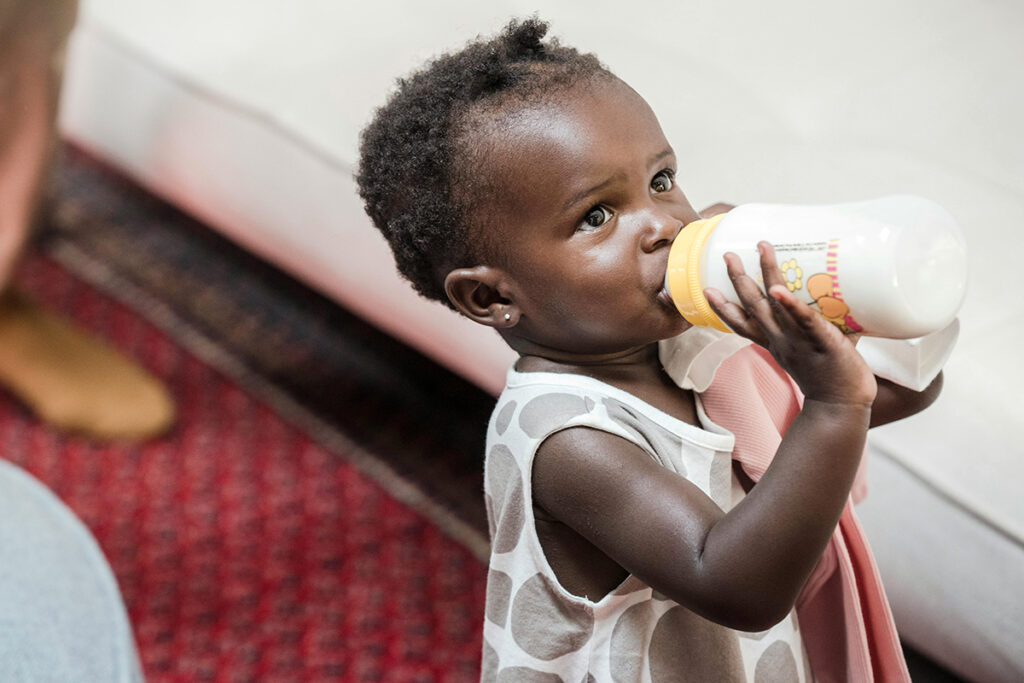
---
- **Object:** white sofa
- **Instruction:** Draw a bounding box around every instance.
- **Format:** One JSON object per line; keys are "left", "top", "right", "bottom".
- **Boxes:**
{"left": 59, "top": 1, "right": 1024, "bottom": 680}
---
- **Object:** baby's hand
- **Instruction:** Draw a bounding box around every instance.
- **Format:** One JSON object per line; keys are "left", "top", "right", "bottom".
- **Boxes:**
{"left": 705, "top": 242, "right": 877, "bottom": 406}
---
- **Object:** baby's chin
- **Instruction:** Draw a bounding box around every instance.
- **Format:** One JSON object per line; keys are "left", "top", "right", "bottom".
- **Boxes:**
{"left": 658, "top": 312, "right": 694, "bottom": 340}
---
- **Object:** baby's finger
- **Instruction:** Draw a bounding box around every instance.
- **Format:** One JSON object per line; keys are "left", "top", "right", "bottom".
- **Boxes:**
{"left": 767, "top": 284, "right": 839, "bottom": 349}
{"left": 758, "top": 242, "right": 789, "bottom": 294}
{"left": 723, "top": 252, "right": 782, "bottom": 338}
{"left": 756, "top": 243, "right": 806, "bottom": 337}
{"left": 705, "top": 287, "right": 767, "bottom": 344}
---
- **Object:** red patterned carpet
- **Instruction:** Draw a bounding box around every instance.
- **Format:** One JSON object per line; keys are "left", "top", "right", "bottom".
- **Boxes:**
{"left": 1, "top": 253, "right": 486, "bottom": 682}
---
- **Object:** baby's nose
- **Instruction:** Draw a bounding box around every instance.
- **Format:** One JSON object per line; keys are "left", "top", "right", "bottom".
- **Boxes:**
{"left": 641, "top": 211, "right": 683, "bottom": 252}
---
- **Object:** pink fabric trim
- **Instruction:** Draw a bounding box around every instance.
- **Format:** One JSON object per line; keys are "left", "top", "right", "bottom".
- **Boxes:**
{"left": 700, "top": 345, "right": 909, "bottom": 682}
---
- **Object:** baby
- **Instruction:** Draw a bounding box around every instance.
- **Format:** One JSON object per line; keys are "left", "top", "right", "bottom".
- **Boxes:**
{"left": 357, "top": 18, "right": 940, "bottom": 682}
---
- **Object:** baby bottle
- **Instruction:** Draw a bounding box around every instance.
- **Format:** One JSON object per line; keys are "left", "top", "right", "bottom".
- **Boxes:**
{"left": 664, "top": 195, "right": 968, "bottom": 339}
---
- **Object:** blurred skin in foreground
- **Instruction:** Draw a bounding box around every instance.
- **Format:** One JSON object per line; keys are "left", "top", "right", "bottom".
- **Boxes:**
{"left": 0, "top": 0, "right": 173, "bottom": 440}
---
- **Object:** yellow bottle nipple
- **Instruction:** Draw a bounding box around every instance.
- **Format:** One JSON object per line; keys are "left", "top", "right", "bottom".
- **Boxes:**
{"left": 665, "top": 213, "right": 732, "bottom": 333}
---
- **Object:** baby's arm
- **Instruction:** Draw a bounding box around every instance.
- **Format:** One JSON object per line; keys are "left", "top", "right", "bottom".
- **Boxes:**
{"left": 534, "top": 243, "right": 875, "bottom": 631}
{"left": 869, "top": 374, "right": 942, "bottom": 427}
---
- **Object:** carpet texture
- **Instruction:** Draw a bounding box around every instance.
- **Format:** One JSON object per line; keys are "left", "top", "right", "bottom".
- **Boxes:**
{"left": 44, "top": 147, "right": 497, "bottom": 546}
{"left": 0, "top": 147, "right": 491, "bottom": 681}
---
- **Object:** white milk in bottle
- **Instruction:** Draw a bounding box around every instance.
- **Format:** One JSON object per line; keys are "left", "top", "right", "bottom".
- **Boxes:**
{"left": 664, "top": 195, "right": 968, "bottom": 339}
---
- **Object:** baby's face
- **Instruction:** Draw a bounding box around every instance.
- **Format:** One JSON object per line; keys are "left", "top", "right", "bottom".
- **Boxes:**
{"left": 477, "top": 78, "right": 700, "bottom": 358}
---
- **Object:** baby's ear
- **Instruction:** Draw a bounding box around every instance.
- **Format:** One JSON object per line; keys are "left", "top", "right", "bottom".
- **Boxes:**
{"left": 444, "top": 266, "right": 518, "bottom": 329}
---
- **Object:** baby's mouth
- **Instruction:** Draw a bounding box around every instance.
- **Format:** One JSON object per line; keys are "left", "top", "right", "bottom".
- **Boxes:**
{"left": 657, "top": 283, "right": 675, "bottom": 309}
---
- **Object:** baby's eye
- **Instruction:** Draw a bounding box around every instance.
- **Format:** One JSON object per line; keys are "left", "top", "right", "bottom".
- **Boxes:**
{"left": 651, "top": 169, "right": 675, "bottom": 194}
{"left": 579, "top": 206, "right": 611, "bottom": 231}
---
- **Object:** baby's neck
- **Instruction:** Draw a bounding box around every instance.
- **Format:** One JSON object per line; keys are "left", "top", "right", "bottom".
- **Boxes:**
{"left": 516, "top": 343, "right": 660, "bottom": 376}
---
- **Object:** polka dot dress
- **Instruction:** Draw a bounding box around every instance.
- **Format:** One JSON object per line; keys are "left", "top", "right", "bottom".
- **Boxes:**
{"left": 481, "top": 369, "right": 813, "bottom": 682}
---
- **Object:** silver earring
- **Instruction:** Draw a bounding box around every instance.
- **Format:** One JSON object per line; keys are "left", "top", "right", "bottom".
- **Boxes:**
{"left": 504, "top": 313, "right": 512, "bottom": 321}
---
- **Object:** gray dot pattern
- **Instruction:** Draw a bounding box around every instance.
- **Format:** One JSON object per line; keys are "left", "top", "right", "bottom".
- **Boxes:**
{"left": 486, "top": 569, "right": 514, "bottom": 627}
{"left": 603, "top": 398, "right": 687, "bottom": 478}
{"left": 495, "top": 400, "right": 517, "bottom": 435}
{"left": 484, "top": 492, "right": 497, "bottom": 540}
{"left": 511, "top": 573, "right": 595, "bottom": 660}
{"left": 481, "top": 640, "right": 500, "bottom": 681}
{"left": 609, "top": 601, "right": 652, "bottom": 682}
{"left": 496, "top": 668, "right": 564, "bottom": 683}
{"left": 649, "top": 606, "right": 746, "bottom": 681}
{"left": 487, "top": 445, "right": 525, "bottom": 553}
{"left": 481, "top": 377, "right": 809, "bottom": 681}
{"left": 518, "top": 393, "right": 593, "bottom": 438}
{"left": 754, "top": 640, "right": 800, "bottom": 682}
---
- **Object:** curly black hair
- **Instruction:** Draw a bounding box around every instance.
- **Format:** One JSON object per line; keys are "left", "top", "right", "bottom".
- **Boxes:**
{"left": 355, "top": 17, "right": 613, "bottom": 307}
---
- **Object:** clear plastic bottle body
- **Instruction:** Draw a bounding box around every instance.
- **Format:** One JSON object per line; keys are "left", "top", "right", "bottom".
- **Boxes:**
{"left": 666, "top": 195, "right": 968, "bottom": 339}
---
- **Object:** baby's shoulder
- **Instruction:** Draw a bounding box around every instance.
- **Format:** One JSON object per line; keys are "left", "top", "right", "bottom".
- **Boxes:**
{"left": 487, "top": 377, "right": 637, "bottom": 473}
